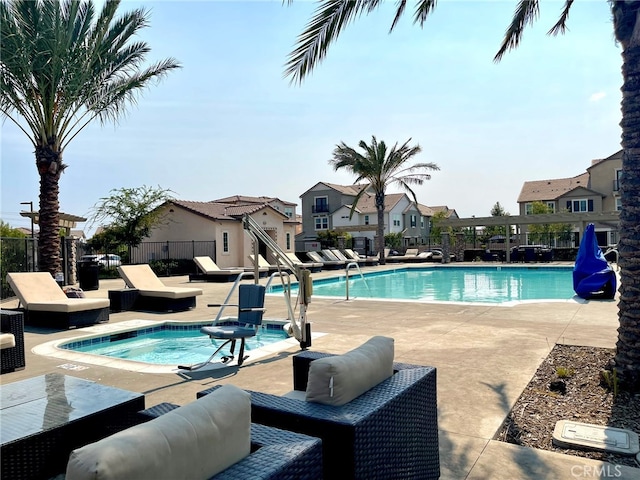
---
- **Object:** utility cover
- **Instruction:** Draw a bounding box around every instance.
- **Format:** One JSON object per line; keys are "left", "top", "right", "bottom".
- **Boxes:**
{"left": 553, "top": 420, "right": 639, "bottom": 455}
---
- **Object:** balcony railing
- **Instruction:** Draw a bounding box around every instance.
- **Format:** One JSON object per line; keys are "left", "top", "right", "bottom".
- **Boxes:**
{"left": 312, "top": 205, "right": 329, "bottom": 213}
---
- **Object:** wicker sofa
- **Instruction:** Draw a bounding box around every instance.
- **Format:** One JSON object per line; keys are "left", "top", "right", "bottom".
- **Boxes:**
{"left": 0, "top": 309, "right": 26, "bottom": 374}
{"left": 198, "top": 343, "right": 440, "bottom": 480}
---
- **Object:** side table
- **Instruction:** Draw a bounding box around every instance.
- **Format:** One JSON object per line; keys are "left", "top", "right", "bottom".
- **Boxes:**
{"left": 108, "top": 289, "right": 139, "bottom": 312}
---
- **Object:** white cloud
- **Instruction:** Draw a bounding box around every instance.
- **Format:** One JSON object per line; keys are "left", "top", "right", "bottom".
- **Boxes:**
{"left": 589, "top": 92, "right": 607, "bottom": 102}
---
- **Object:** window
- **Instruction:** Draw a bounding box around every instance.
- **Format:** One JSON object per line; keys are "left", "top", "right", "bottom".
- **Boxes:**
{"left": 525, "top": 203, "right": 533, "bottom": 215}
{"left": 392, "top": 214, "right": 401, "bottom": 227}
{"left": 615, "top": 169, "right": 622, "bottom": 191}
{"left": 546, "top": 202, "right": 555, "bottom": 213}
{"left": 420, "top": 217, "right": 424, "bottom": 228}
{"left": 616, "top": 197, "right": 622, "bottom": 211}
{"left": 567, "top": 199, "right": 593, "bottom": 213}
{"left": 313, "top": 196, "right": 328, "bottom": 213}
{"left": 284, "top": 207, "right": 293, "bottom": 218}
{"left": 222, "top": 231, "right": 229, "bottom": 253}
{"left": 315, "top": 216, "right": 328, "bottom": 230}
{"left": 410, "top": 215, "right": 417, "bottom": 228}
{"left": 364, "top": 215, "right": 369, "bottom": 225}
{"left": 286, "top": 233, "right": 291, "bottom": 250}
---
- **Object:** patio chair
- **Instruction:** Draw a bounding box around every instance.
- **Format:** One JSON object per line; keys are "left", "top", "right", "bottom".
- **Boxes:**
{"left": 307, "top": 250, "right": 343, "bottom": 269}
{"left": 189, "top": 256, "right": 246, "bottom": 282}
{"left": 1, "top": 309, "right": 25, "bottom": 373}
{"left": 343, "top": 248, "right": 379, "bottom": 266}
{"left": 117, "top": 264, "right": 203, "bottom": 312}
{"left": 5, "top": 272, "right": 110, "bottom": 329}
{"left": 65, "top": 385, "right": 323, "bottom": 480}
{"left": 178, "top": 284, "right": 266, "bottom": 370}
{"left": 197, "top": 337, "right": 440, "bottom": 480}
{"left": 283, "top": 252, "right": 323, "bottom": 272}
{"left": 248, "top": 253, "right": 283, "bottom": 275}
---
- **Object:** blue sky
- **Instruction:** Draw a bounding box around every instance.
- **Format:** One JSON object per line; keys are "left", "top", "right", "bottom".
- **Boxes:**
{"left": 1, "top": 0, "right": 623, "bottom": 236}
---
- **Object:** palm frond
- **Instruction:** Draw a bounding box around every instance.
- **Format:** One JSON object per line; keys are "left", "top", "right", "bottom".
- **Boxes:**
{"left": 548, "top": 0, "right": 574, "bottom": 36}
{"left": 494, "top": 0, "right": 540, "bottom": 62}
{"left": 390, "top": 0, "right": 407, "bottom": 32}
{"left": 285, "top": 0, "right": 373, "bottom": 84}
{"left": 412, "top": 0, "right": 438, "bottom": 27}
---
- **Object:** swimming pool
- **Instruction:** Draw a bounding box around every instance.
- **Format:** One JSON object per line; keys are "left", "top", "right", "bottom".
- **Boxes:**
{"left": 271, "top": 266, "right": 577, "bottom": 304}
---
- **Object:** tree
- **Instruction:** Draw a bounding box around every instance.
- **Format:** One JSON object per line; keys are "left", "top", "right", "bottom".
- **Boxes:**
{"left": 527, "top": 201, "right": 574, "bottom": 246}
{"left": 287, "top": 0, "right": 640, "bottom": 390}
{"left": 0, "top": 0, "right": 180, "bottom": 277}
{"left": 330, "top": 136, "right": 439, "bottom": 265}
{"left": 89, "top": 185, "right": 175, "bottom": 250}
{"left": 483, "top": 201, "right": 511, "bottom": 241}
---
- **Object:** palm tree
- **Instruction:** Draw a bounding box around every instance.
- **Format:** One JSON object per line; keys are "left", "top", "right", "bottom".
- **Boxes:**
{"left": 287, "top": 0, "right": 640, "bottom": 390}
{"left": 0, "top": 0, "right": 180, "bottom": 277}
{"left": 330, "top": 136, "right": 439, "bottom": 265}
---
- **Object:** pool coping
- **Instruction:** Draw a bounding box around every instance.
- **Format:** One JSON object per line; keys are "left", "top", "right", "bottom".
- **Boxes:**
{"left": 32, "top": 319, "right": 326, "bottom": 374}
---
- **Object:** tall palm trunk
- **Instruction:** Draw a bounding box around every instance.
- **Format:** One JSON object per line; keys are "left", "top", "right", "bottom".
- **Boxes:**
{"left": 376, "top": 191, "right": 385, "bottom": 265}
{"left": 36, "top": 143, "right": 63, "bottom": 276}
{"left": 614, "top": 2, "right": 640, "bottom": 390}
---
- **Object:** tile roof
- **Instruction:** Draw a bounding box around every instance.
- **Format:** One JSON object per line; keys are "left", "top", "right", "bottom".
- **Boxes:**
{"left": 170, "top": 200, "right": 283, "bottom": 221}
{"left": 517, "top": 173, "right": 590, "bottom": 203}
{"left": 212, "top": 195, "right": 297, "bottom": 206}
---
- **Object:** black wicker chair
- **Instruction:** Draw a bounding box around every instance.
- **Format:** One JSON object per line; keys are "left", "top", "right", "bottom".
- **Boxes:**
{"left": 1, "top": 309, "right": 26, "bottom": 374}
{"left": 198, "top": 351, "right": 440, "bottom": 480}
{"left": 135, "top": 402, "right": 323, "bottom": 480}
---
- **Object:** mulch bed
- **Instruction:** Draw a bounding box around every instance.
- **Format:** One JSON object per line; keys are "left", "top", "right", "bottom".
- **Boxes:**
{"left": 495, "top": 344, "right": 640, "bottom": 468}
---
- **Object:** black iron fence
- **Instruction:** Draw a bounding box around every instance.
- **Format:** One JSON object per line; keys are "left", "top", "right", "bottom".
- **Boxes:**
{"left": 1, "top": 237, "right": 37, "bottom": 299}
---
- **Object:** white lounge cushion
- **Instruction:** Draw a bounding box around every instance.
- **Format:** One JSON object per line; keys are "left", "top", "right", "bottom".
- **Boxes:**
{"left": 118, "top": 265, "right": 202, "bottom": 297}
{"left": 27, "top": 299, "right": 109, "bottom": 313}
{"left": 305, "top": 336, "right": 394, "bottom": 406}
{"left": 194, "top": 256, "right": 243, "bottom": 275}
{"left": 6, "top": 272, "right": 110, "bottom": 312}
{"left": 66, "top": 384, "right": 251, "bottom": 480}
{"left": 0, "top": 333, "right": 15, "bottom": 349}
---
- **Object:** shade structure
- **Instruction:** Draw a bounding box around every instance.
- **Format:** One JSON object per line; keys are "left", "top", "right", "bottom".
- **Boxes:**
{"left": 573, "top": 223, "right": 616, "bottom": 299}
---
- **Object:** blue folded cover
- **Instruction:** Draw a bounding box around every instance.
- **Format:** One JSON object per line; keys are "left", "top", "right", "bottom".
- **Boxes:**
{"left": 573, "top": 224, "right": 616, "bottom": 299}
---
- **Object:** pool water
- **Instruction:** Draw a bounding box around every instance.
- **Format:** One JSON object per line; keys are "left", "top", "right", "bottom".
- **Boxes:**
{"left": 61, "top": 322, "right": 290, "bottom": 365}
{"left": 274, "top": 266, "right": 576, "bottom": 304}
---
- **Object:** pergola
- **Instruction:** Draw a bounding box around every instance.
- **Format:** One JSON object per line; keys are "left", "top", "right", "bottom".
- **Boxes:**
{"left": 439, "top": 211, "right": 621, "bottom": 262}
{"left": 20, "top": 211, "right": 87, "bottom": 235}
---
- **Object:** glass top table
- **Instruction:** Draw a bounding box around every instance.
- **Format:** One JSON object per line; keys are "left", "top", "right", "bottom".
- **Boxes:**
{"left": 1, "top": 373, "right": 145, "bottom": 479}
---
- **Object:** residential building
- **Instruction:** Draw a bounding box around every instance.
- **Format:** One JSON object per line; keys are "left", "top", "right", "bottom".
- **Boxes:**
{"left": 517, "top": 150, "right": 622, "bottom": 246}
{"left": 141, "top": 196, "right": 298, "bottom": 268}
{"left": 297, "top": 182, "right": 456, "bottom": 253}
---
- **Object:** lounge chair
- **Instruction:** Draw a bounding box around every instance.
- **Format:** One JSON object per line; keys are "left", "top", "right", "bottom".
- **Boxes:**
{"left": 343, "top": 248, "right": 379, "bottom": 266}
{"left": 179, "top": 284, "right": 266, "bottom": 370}
{"left": 117, "top": 264, "right": 203, "bottom": 312}
{"left": 331, "top": 248, "right": 368, "bottom": 267}
{"left": 5, "top": 272, "right": 110, "bottom": 328}
{"left": 189, "top": 256, "right": 246, "bottom": 282}
{"left": 248, "top": 253, "right": 284, "bottom": 275}
{"left": 307, "top": 250, "right": 343, "bottom": 269}
{"left": 197, "top": 337, "right": 440, "bottom": 479}
{"left": 386, "top": 248, "right": 430, "bottom": 263}
{"left": 283, "top": 252, "right": 323, "bottom": 272}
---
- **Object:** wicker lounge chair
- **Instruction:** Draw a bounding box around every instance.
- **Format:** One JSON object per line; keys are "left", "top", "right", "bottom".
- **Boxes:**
{"left": 117, "top": 264, "right": 203, "bottom": 312}
{"left": 283, "top": 252, "right": 323, "bottom": 272}
{"left": 5, "top": 272, "right": 110, "bottom": 328}
{"left": 198, "top": 350, "right": 440, "bottom": 480}
{"left": 306, "top": 250, "right": 343, "bottom": 269}
{"left": 343, "top": 248, "right": 379, "bottom": 266}
{"left": 1, "top": 309, "right": 25, "bottom": 373}
{"left": 189, "top": 256, "right": 246, "bottom": 282}
{"left": 247, "top": 254, "right": 284, "bottom": 275}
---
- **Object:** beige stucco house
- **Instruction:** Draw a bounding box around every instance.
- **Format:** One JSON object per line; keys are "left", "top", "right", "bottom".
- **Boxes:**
{"left": 139, "top": 196, "right": 299, "bottom": 269}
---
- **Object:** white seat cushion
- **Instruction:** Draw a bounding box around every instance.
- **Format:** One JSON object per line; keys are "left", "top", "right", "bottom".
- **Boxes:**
{"left": 305, "top": 336, "right": 394, "bottom": 406}
{"left": 0, "top": 333, "right": 16, "bottom": 349}
{"left": 66, "top": 384, "right": 251, "bottom": 480}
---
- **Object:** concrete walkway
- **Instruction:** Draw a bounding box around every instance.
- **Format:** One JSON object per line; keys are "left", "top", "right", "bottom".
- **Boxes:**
{"left": 2, "top": 263, "right": 639, "bottom": 479}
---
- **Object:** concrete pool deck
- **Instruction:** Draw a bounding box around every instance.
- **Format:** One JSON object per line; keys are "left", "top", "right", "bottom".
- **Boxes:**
{"left": 2, "top": 262, "right": 639, "bottom": 479}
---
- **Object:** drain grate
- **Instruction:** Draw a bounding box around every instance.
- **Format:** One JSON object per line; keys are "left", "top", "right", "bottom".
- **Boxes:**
{"left": 552, "top": 420, "right": 639, "bottom": 455}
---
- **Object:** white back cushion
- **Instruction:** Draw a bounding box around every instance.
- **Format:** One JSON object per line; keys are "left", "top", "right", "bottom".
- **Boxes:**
{"left": 305, "top": 336, "right": 394, "bottom": 406}
{"left": 66, "top": 384, "right": 251, "bottom": 480}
